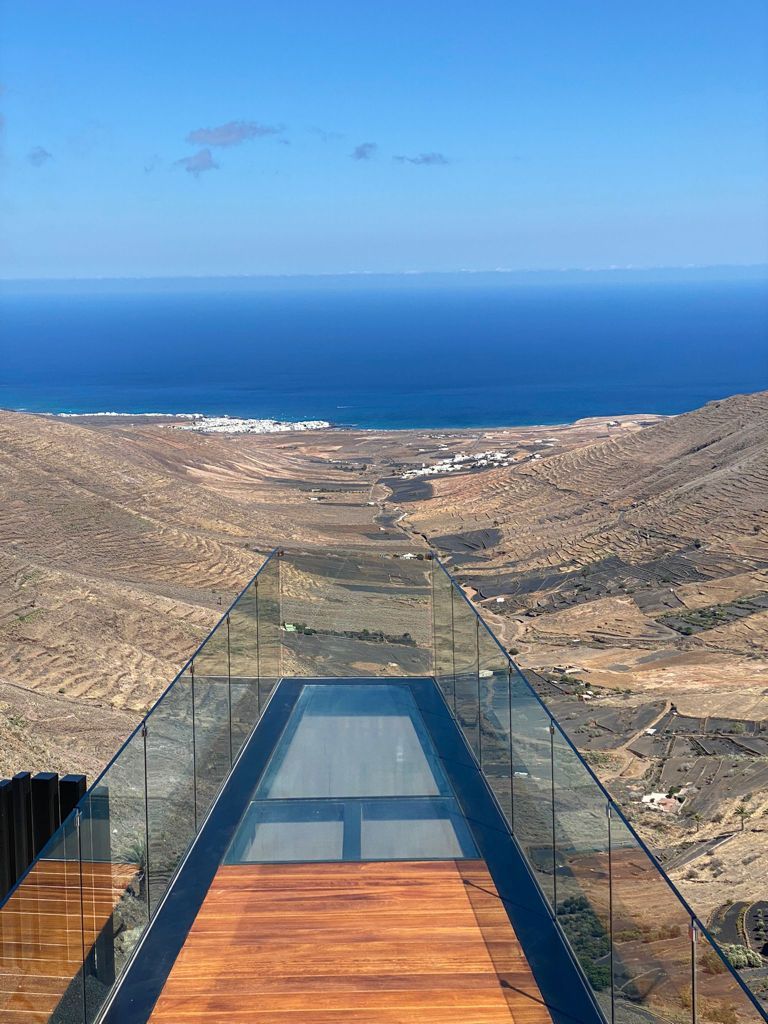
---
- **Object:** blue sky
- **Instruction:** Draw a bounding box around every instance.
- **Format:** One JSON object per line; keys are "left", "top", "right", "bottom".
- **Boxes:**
{"left": 1, "top": 1, "right": 767, "bottom": 278}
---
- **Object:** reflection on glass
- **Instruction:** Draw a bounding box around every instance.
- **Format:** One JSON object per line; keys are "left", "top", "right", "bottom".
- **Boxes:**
{"left": 510, "top": 671, "right": 555, "bottom": 904}
{"left": 552, "top": 726, "right": 611, "bottom": 1018}
{"left": 80, "top": 729, "right": 149, "bottom": 1023}
{"left": 478, "top": 626, "right": 512, "bottom": 825}
{"left": 278, "top": 550, "right": 431, "bottom": 678}
{"left": 192, "top": 621, "right": 232, "bottom": 819}
{"left": 145, "top": 671, "right": 195, "bottom": 914}
{"left": 257, "top": 555, "right": 281, "bottom": 701}
{"left": 432, "top": 565, "right": 455, "bottom": 707}
{"left": 452, "top": 589, "right": 480, "bottom": 760}
{"left": 610, "top": 811, "right": 693, "bottom": 1024}
{"left": 0, "top": 811, "right": 85, "bottom": 1023}
{"left": 228, "top": 581, "right": 260, "bottom": 755}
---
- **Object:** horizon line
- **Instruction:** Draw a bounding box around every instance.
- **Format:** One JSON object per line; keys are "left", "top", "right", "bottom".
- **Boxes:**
{"left": 2, "top": 262, "right": 767, "bottom": 285}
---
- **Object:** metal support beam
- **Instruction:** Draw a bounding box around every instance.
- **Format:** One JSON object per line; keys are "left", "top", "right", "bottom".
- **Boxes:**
{"left": 0, "top": 779, "right": 14, "bottom": 897}
{"left": 31, "top": 772, "right": 59, "bottom": 856}
{"left": 59, "top": 773, "right": 87, "bottom": 822}
{"left": 11, "top": 772, "right": 32, "bottom": 875}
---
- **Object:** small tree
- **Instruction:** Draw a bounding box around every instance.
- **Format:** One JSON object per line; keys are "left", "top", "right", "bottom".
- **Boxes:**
{"left": 735, "top": 802, "right": 753, "bottom": 832}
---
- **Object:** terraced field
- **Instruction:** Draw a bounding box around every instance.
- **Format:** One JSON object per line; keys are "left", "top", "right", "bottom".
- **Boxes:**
{"left": 397, "top": 392, "right": 768, "bottom": 715}
{"left": 0, "top": 412, "right": 398, "bottom": 770}
{"left": 4, "top": 410, "right": 604, "bottom": 771}
{"left": 388, "top": 391, "right": 768, "bottom": 932}
{"left": 1, "top": 394, "right": 766, "bottom": 932}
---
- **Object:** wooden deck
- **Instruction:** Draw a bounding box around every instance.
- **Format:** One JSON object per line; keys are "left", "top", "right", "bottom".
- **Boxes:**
{"left": 149, "top": 859, "right": 553, "bottom": 1024}
{"left": 0, "top": 859, "right": 138, "bottom": 1023}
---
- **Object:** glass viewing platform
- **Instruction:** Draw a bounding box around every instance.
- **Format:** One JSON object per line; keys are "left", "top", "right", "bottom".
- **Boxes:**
{"left": 0, "top": 548, "right": 765, "bottom": 1024}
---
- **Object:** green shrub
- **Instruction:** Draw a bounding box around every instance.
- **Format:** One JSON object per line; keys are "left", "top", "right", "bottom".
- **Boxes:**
{"left": 721, "top": 944, "right": 762, "bottom": 970}
{"left": 557, "top": 896, "right": 611, "bottom": 991}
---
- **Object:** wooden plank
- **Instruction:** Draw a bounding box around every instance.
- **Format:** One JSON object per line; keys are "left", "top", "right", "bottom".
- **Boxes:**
{"left": 150, "top": 860, "right": 554, "bottom": 1024}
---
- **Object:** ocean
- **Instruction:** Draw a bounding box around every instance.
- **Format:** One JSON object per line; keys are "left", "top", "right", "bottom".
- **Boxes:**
{"left": 1, "top": 271, "right": 766, "bottom": 429}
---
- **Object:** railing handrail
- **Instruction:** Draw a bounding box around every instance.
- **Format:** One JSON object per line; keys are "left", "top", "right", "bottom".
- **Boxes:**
{"left": 430, "top": 550, "right": 768, "bottom": 1023}
{"left": 0, "top": 547, "right": 280, "bottom": 913}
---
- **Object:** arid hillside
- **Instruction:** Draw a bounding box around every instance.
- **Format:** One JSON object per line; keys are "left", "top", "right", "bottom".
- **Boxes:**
{"left": 400, "top": 391, "right": 768, "bottom": 703}
{"left": 392, "top": 391, "right": 768, "bottom": 919}
{"left": 0, "top": 408, "right": 621, "bottom": 774}
{"left": 1, "top": 395, "right": 767, "bottom": 945}
{"left": 0, "top": 412, "right": 381, "bottom": 772}
{"left": 409, "top": 390, "right": 767, "bottom": 570}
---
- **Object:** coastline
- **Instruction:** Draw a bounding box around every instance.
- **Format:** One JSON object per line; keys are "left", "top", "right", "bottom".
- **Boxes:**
{"left": 0, "top": 406, "right": 669, "bottom": 435}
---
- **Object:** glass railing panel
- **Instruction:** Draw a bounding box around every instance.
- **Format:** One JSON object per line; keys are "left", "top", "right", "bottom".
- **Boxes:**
{"left": 0, "top": 810, "right": 85, "bottom": 1023}
{"left": 228, "top": 580, "right": 260, "bottom": 756}
{"left": 257, "top": 554, "right": 281, "bottom": 701}
{"left": 0, "top": 551, "right": 290, "bottom": 1024}
{"left": 432, "top": 562, "right": 455, "bottom": 706}
{"left": 510, "top": 670, "right": 556, "bottom": 904}
{"left": 144, "top": 670, "right": 195, "bottom": 915}
{"left": 191, "top": 620, "right": 232, "bottom": 820}
{"left": 552, "top": 725, "right": 612, "bottom": 1019}
{"left": 431, "top": 556, "right": 765, "bottom": 1024}
{"left": 477, "top": 626, "right": 512, "bottom": 824}
{"left": 609, "top": 811, "right": 693, "bottom": 1024}
{"left": 696, "top": 928, "right": 766, "bottom": 1024}
{"left": 279, "top": 549, "right": 430, "bottom": 677}
{"left": 79, "top": 729, "right": 149, "bottom": 1024}
{"left": 451, "top": 587, "right": 480, "bottom": 760}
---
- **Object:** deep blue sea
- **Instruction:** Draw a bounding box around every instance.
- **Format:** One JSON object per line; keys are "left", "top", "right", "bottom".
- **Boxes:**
{"left": 1, "top": 272, "right": 766, "bottom": 429}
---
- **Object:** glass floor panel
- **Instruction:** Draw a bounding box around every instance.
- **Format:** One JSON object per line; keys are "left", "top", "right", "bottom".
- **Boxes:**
{"left": 225, "top": 683, "right": 478, "bottom": 863}
{"left": 256, "top": 683, "right": 446, "bottom": 799}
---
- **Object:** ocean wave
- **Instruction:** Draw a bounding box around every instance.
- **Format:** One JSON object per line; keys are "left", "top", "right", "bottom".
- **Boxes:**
{"left": 51, "top": 411, "right": 200, "bottom": 418}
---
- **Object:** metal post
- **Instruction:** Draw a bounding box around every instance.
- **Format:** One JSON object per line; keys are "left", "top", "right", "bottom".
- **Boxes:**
{"left": 226, "top": 614, "right": 233, "bottom": 766}
{"left": 89, "top": 782, "right": 115, "bottom": 986}
{"left": 549, "top": 723, "right": 557, "bottom": 910}
{"left": 428, "top": 554, "right": 437, "bottom": 679}
{"left": 276, "top": 550, "right": 284, "bottom": 679}
{"left": 607, "top": 802, "right": 615, "bottom": 1024}
{"left": 449, "top": 587, "right": 457, "bottom": 712}
{"left": 475, "top": 618, "right": 482, "bottom": 766}
{"left": 142, "top": 722, "right": 151, "bottom": 920}
{"left": 255, "top": 578, "right": 261, "bottom": 715}
{"left": 190, "top": 660, "right": 198, "bottom": 832}
{"left": 508, "top": 666, "right": 514, "bottom": 831}
{"left": 691, "top": 918, "right": 698, "bottom": 1024}
{"left": 76, "top": 808, "right": 88, "bottom": 1024}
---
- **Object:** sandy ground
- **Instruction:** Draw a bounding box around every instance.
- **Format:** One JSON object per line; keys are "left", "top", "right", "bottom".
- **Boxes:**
{"left": 1, "top": 393, "right": 767, "bottom": 936}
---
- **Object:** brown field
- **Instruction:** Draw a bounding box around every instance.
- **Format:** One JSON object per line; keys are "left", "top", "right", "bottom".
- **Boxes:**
{"left": 0, "top": 407, "right": 620, "bottom": 772}
{"left": 1, "top": 391, "right": 767, "bottom": 941}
